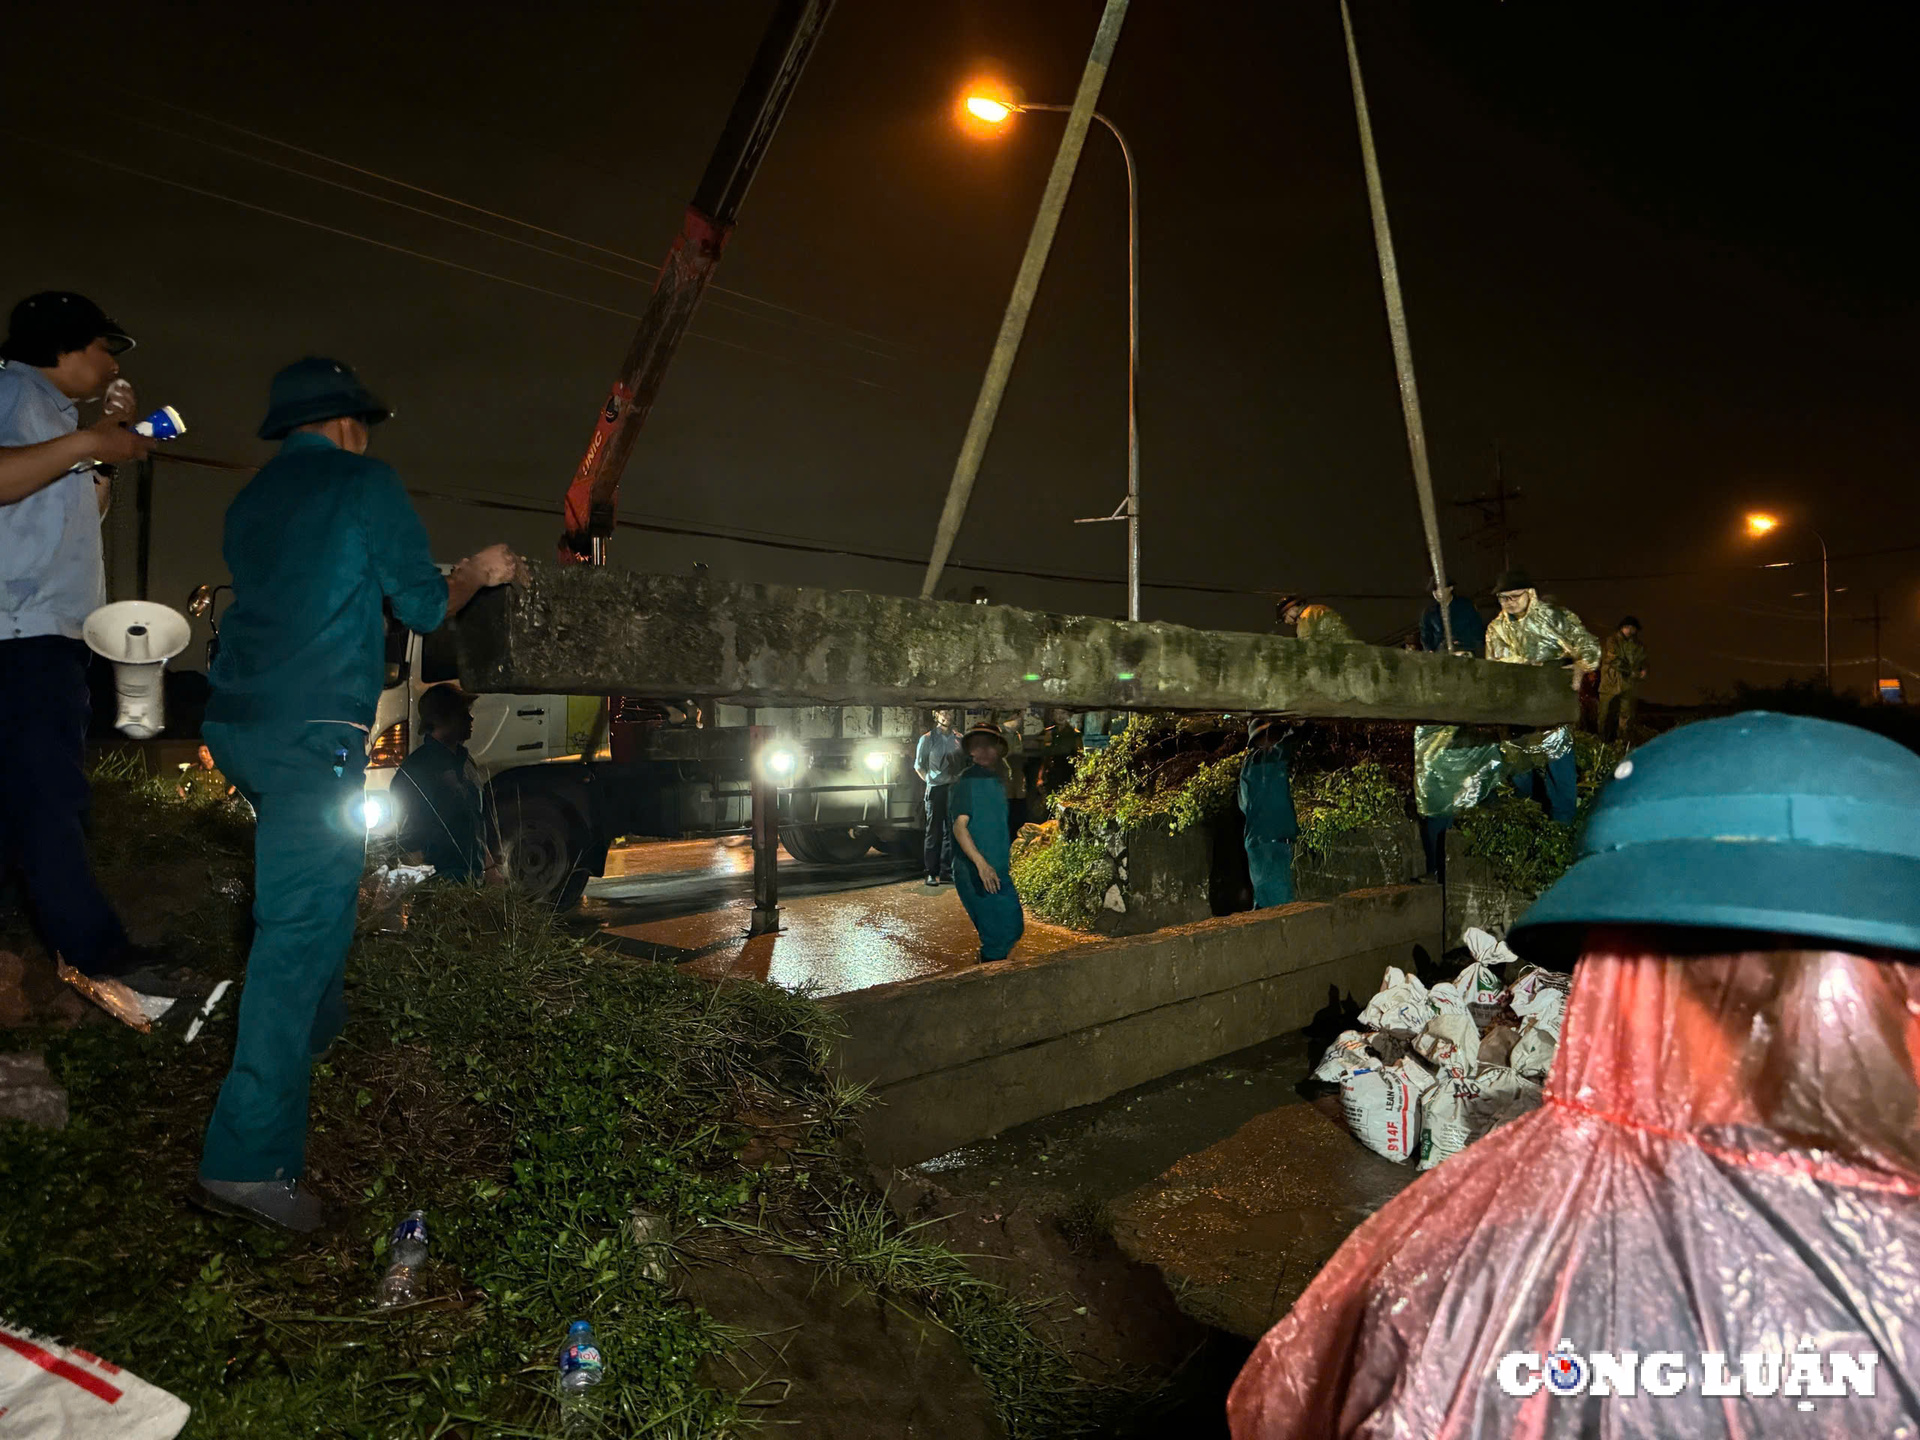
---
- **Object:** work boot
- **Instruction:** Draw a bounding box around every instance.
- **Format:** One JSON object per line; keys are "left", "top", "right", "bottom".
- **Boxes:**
{"left": 193, "top": 1178, "right": 329, "bottom": 1235}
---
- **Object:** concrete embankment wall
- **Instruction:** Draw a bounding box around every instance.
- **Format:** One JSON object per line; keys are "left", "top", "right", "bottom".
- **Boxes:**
{"left": 827, "top": 884, "right": 1442, "bottom": 1166}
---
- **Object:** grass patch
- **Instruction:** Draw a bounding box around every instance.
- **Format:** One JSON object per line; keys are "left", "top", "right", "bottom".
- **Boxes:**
{"left": 1, "top": 760, "right": 1155, "bottom": 1437}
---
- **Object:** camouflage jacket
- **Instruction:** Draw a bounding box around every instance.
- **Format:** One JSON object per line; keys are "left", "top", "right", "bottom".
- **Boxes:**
{"left": 1600, "top": 633, "right": 1648, "bottom": 692}
{"left": 1484, "top": 595, "right": 1601, "bottom": 671}
{"left": 1295, "top": 605, "right": 1361, "bottom": 644}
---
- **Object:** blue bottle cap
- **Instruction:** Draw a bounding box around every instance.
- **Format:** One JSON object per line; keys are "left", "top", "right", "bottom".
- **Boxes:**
{"left": 568, "top": 1320, "right": 591, "bottom": 1334}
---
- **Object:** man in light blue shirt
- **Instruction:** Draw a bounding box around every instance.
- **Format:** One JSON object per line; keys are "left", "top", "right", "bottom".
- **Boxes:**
{"left": 913, "top": 709, "right": 963, "bottom": 885}
{"left": 0, "top": 292, "right": 171, "bottom": 994}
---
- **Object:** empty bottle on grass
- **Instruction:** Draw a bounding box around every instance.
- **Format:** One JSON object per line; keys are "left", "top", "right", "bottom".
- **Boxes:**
{"left": 558, "top": 1321, "right": 605, "bottom": 1391}
{"left": 374, "top": 1210, "right": 429, "bottom": 1308}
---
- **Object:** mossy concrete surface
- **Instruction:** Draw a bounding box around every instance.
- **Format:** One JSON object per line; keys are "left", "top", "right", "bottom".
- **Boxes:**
{"left": 456, "top": 567, "right": 1577, "bottom": 724}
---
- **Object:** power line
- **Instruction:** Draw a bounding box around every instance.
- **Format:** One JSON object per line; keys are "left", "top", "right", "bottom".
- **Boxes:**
{"left": 134, "top": 94, "right": 909, "bottom": 358}
{"left": 2, "top": 129, "right": 892, "bottom": 393}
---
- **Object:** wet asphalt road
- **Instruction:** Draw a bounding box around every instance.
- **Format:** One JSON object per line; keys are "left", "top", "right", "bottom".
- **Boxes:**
{"left": 580, "top": 837, "right": 1088, "bottom": 994}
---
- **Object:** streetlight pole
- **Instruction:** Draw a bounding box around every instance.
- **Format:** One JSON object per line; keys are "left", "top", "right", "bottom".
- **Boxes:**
{"left": 964, "top": 94, "right": 1141, "bottom": 620}
{"left": 1816, "top": 529, "right": 1831, "bottom": 690}
{"left": 1023, "top": 105, "right": 1141, "bottom": 622}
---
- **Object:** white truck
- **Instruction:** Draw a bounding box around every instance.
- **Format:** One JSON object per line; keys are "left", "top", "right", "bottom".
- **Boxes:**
{"left": 360, "top": 611, "right": 927, "bottom": 906}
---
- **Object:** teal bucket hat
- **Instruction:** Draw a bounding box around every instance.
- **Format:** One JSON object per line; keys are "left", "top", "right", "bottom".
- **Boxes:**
{"left": 258, "top": 356, "right": 391, "bottom": 441}
{"left": 1511, "top": 711, "right": 1920, "bottom": 954}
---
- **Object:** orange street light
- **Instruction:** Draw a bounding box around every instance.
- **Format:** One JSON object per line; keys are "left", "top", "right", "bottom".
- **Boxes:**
{"left": 1742, "top": 511, "right": 1830, "bottom": 687}
{"left": 965, "top": 95, "right": 1013, "bottom": 124}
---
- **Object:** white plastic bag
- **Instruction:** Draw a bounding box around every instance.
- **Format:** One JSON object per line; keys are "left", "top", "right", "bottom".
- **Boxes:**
{"left": 1312, "top": 1031, "right": 1375, "bottom": 1084}
{"left": 1510, "top": 1014, "right": 1562, "bottom": 1081}
{"left": 0, "top": 1322, "right": 188, "bottom": 1438}
{"left": 1356, "top": 967, "right": 1436, "bottom": 1037}
{"left": 1462, "top": 926, "right": 1519, "bottom": 969}
{"left": 1504, "top": 965, "right": 1571, "bottom": 1025}
{"left": 1417, "top": 1065, "right": 1543, "bottom": 1171}
{"left": 1413, "top": 1012, "right": 1481, "bottom": 1075}
{"left": 1341, "top": 1057, "right": 1436, "bottom": 1164}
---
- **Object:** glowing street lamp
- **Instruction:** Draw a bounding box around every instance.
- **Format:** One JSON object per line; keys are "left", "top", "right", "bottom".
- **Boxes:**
{"left": 961, "top": 89, "right": 1142, "bottom": 622}
{"left": 1742, "top": 511, "right": 1830, "bottom": 687}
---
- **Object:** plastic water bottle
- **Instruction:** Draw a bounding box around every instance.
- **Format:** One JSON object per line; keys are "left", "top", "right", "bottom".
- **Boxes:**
{"left": 375, "top": 1210, "right": 429, "bottom": 1308}
{"left": 558, "top": 1320, "right": 605, "bottom": 1392}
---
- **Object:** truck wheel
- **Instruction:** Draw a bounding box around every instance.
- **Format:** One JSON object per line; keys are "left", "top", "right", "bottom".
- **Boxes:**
{"left": 499, "top": 794, "right": 592, "bottom": 909}
{"left": 782, "top": 824, "right": 873, "bottom": 866}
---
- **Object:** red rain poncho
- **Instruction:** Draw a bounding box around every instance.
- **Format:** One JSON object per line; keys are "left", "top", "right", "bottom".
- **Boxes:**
{"left": 1229, "top": 928, "right": 1920, "bottom": 1438}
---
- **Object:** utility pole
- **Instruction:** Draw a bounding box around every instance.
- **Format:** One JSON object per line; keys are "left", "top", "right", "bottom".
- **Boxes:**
{"left": 1449, "top": 439, "right": 1522, "bottom": 571}
{"left": 1852, "top": 591, "right": 1885, "bottom": 701}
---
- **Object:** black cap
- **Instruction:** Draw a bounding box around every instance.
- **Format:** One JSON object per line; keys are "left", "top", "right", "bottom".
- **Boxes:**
{"left": 1619, "top": 615, "right": 1642, "bottom": 631}
{"left": 0, "top": 292, "right": 134, "bottom": 366}
{"left": 1492, "top": 568, "right": 1534, "bottom": 595}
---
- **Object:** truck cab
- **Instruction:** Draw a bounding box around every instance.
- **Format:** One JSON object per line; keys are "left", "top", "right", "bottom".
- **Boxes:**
{"left": 361, "top": 610, "right": 926, "bottom": 906}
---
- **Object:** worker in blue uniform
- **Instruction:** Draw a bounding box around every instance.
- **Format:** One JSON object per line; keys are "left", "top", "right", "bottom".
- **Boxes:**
{"left": 1239, "top": 716, "right": 1299, "bottom": 908}
{"left": 194, "top": 357, "right": 525, "bottom": 1233}
{"left": 948, "top": 722, "right": 1025, "bottom": 963}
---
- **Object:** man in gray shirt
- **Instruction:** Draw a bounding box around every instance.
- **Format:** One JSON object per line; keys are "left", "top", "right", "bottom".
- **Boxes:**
{"left": 914, "top": 708, "right": 963, "bottom": 885}
{"left": 0, "top": 291, "right": 181, "bottom": 996}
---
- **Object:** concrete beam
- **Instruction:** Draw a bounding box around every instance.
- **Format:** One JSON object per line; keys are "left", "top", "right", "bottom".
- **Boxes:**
{"left": 824, "top": 885, "right": 1440, "bottom": 1166}
{"left": 456, "top": 567, "right": 1576, "bottom": 725}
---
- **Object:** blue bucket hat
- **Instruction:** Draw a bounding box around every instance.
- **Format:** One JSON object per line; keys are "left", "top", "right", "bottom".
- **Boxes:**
{"left": 257, "top": 356, "right": 391, "bottom": 441}
{"left": 1511, "top": 711, "right": 1920, "bottom": 954}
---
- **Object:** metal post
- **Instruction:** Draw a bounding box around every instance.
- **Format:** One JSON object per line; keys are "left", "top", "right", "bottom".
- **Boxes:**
{"left": 134, "top": 455, "right": 154, "bottom": 601}
{"left": 921, "top": 0, "right": 1132, "bottom": 602}
{"left": 1817, "top": 531, "right": 1831, "bottom": 690}
{"left": 1041, "top": 105, "right": 1140, "bottom": 620}
{"left": 1339, "top": 0, "right": 1454, "bottom": 654}
{"left": 748, "top": 724, "right": 781, "bottom": 936}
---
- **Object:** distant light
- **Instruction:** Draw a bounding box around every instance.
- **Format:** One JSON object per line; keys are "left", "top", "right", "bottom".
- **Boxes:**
{"left": 1116, "top": 672, "right": 1136, "bottom": 682}
{"left": 1022, "top": 673, "right": 1041, "bottom": 682}
{"left": 1761, "top": 561, "right": 1792, "bottom": 569}
{"left": 766, "top": 748, "right": 797, "bottom": 778}
{"left": 1744, "top": 511, "right": 1781, "bottom": 537}
{"left": 863, "top": 750, "right": 889, "bottom": 773}
{"left": 966, "top": 95, "right": 1012, "bottom": 124}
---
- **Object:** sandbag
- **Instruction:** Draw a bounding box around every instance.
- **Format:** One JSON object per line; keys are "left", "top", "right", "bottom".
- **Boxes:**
{"left": 0, "top": 1323, "right": 188, "bottom": 1438}
{"left": 1312, "top": 1030, "right": 1375, "bottom": 1084}
{"left": 1412, "top": 1012, "right": 1480, "bottom": 1075}
{"left": 1416, "top": 1065, "right": 1541, "bottom": 1172}
{"left": 1340, "top": 1056, "right": 1436, "bottom": 1164}
{"left": 1356, "top": 967, "right": 1435, "bottom": 1037}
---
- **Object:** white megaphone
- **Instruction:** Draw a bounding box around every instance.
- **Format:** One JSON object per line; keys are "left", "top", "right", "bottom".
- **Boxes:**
{"left": 82, "top": 601, "right": 192, "bottom": 739}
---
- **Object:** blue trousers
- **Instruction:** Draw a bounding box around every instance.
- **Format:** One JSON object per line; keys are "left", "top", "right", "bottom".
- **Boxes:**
{"left": 201, "top": 721, "right": 367, "bottom": 1182}
{"left": 954, "top": 863, "right": 1024, "bottom": 961}
{"left": 923, "top": 783, "right": 954, "bottom": 880}
{"left": 0, "top": 638, "right": 129, "bottom": 975}
{"left": 1247, "top": 836, "right": 1295, "bottom": 908}
{"left": 1511, "top": 750, "right": 1578, "bottom": 824}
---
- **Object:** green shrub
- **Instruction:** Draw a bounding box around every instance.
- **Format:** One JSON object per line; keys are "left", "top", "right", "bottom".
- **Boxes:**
{"left": 1294, "top": 760, "right": 1408, "bottom": 859}
{"left": 1010, "top": 825, "right": 1107, "bottom": 930}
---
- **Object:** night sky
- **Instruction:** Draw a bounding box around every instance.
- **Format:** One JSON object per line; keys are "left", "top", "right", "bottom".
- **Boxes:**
{"left": 8, "top": 1, "right": 1916, "bottom": 703}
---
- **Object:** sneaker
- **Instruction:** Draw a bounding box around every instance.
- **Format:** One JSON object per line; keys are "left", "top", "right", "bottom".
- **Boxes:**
{"left": 193, "top": 1178, "right": 329, "bottom": 1234}
{"left": 93, "top": 945, "right": 208, "bottom": 1000}
{"left": 925, "top": 875, "right": 941, "bottom": 887}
